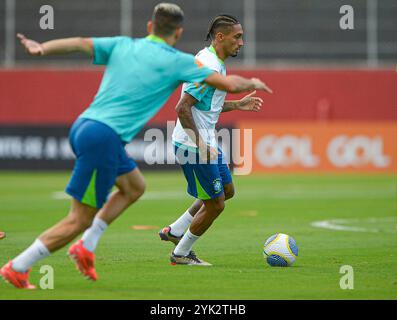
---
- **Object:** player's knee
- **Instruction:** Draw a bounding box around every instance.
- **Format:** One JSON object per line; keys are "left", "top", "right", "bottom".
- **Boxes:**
{"left": 136, "top": 180, "right": 146, "bottom": 198}
{"left": 213, "top": 198, "right": 225, "bottom": 214}
{"left": 67, "top": 211, "right": 93, "bottom": 233}
{"left": 224, "top": 185, "right": 235, "bottom": 200}
{"left": 125, "top": 180, "right": 146, "bottom": 203}
{"left": 204, "top": 195, "right": 225, "bottom": 217}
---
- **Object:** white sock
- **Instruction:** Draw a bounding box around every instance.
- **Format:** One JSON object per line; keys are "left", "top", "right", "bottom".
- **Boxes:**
{"left": 12, "top": 239, "right": 50, "bottom": 273}
{"left": 169, "top": 209, "right": 194, "bottom": 237}
{"left": 173, "top": 229, "right": 200, "bottom": 256}
{"left": 81, "top": 217, "right": 108, "bottom": 252}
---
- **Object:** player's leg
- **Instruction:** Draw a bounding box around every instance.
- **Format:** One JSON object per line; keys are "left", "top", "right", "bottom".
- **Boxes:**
{"left": 183, "top": 181, "right": 233, "bottom": 219}
{"left": 68, "top": 168, "right": 144, "bottom": 281}
{"left": 97, "top": 167, "right": 145, "bottom": 224}
{"left": 223, "top": 182, "right": 235, "bottom": 200}
{"left": 184, "top": 151, "right": 234, "bottom": 236}
{"left": 183, "top": 194, "right": 225, "bottom": 237}
{"left": 159, "top": 199, "right": 201, "bottom": 242}
{"left": 39, "top": 199, "right": 98, "bottom": 252}
{"left": 169, "top": 145, "right": 227, "bottom": 265}
{"left": 0, "top": 199, "right": 97, "bottom": 289}
{"left": 159, "top": 145, "right": 203, "bottom": 242}
{"left": 170, "top": 194, "right": 225, "bottom": 266}
{"left": 1, "top": 196, "right": 98, "bottom": 288}
{"left": 68, "top": 122, "right": 142, "bottom": 280}
{"left": 0, "top": 118, "right": 105, "bottom": 288}
{"left": 161, "top": 182, "right": 234, "bottom": 241}
{"left": 160, "top": 149, "right": 234, "bottom": 243}
{"left": 78, "top": 140, "right": 143, "bottom": 252}
{"left": 79, "top": 167, "right": 145, "bottom": 253}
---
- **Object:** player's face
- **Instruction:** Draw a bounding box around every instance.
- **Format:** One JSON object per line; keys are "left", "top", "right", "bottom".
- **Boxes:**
{"left": 223, "top": 24, "right": 244, "bottom": 57}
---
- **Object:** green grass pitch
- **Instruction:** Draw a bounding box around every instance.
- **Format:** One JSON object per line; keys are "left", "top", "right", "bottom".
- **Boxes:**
{"left": 0, "top": 171, "right": 396, "bottom": 299}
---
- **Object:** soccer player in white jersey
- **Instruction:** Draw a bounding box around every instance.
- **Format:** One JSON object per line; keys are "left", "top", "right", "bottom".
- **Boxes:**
{"left": 159, "top": 14, "right": 272, "bottom": 265}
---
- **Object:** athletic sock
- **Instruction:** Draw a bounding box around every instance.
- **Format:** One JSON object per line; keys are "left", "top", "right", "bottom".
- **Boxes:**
{"left": 169, "top": 209, "right": 194, "bottom": 237}
{"left": 12, "top": 239, "right": 50, "bottom": 273}
{"left": 173, "top": 229, "right": 200, "bottom": 256}
{"left": 81, "top": 217, "right": 108, "bottom": 252}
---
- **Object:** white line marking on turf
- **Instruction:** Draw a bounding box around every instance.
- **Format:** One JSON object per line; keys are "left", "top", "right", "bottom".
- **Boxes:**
{"left": 52, "top": 191, "right": 71, "bottom": 200}
{"left": 311, "top": 220, "right": 377, "bottom": 233}
{"left": 311, "top": 217, "right": 397, "bottom": 234}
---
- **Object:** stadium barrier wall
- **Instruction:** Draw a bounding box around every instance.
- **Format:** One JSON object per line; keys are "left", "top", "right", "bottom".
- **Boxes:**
{"left": 0, "top": 69, "right": 396, "bottom": 172}
{"left": 0, "top": 69, "right": 396, "bottom": 124}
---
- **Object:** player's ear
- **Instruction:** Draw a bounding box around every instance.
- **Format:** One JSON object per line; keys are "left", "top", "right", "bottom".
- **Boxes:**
{"left": 147, "top": 21, "right": 153, "bottom": 34}
{"left": 215, "top": 32, "right": 224, "bottom": 42}
{"left": 175, "top": 27, "right": 183, "bottom": 42}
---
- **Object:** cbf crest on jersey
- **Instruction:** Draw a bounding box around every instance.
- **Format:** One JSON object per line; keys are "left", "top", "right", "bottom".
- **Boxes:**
{"left": 213, "top": 178, "right": 222, "bottom": 194}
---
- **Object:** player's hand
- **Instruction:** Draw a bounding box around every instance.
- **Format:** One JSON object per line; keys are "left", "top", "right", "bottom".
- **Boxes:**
{"left": 251, "top": 78, "right": 273, "bottom": 94}
{"left": 17, "top": 33, "right": 44, "bottom": 56}
{"left": 199, "top": 144, "right": 218, "bottom": 162}
{"left": 235, "top": 90, "right": 263, "bottom": 112}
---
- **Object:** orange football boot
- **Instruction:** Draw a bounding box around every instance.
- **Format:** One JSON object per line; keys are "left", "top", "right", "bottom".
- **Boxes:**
{"left": 68, "top": 240, "right": 97, "bottom": 281}
{"left": 0, "top": 261, "right": 36, "bottom": 289}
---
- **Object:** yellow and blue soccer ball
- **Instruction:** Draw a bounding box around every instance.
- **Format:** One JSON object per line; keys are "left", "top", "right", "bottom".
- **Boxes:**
{"left": 263, "top": 233, "right": 298, "bottom": 267}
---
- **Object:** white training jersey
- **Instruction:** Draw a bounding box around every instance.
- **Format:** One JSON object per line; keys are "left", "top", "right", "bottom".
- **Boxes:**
{"left": 172, "top": 45, "right": 227, "bottom": 150}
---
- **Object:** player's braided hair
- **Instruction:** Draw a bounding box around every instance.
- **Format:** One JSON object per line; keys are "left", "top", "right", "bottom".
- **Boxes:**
{"left": 206, "top": 14, "right": 240, "bottom": 41}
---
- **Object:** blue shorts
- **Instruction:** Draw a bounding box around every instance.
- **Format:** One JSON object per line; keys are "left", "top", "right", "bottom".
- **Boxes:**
{"left": 66, "top": 118, "right": 137, "bottom": 209}
{"left": 174, "top": 144, "right": 233, "bottom": 200}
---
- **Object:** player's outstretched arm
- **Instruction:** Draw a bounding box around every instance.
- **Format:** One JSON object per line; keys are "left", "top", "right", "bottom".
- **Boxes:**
{"left": 17, "top": 33, "right": 93, "bottom": 57}
{"left": 204, "top": 73, "right": 273, "bottom": 94}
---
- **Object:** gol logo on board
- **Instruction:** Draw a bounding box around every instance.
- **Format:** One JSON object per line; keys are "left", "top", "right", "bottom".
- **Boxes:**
{"left": 254, "top": 135, "right": 391, "bottom": 170}
{"left": 240, "top": 122, "right": 396, "bottom": 172}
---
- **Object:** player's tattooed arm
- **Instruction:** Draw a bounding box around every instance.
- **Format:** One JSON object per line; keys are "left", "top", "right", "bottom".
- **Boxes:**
{"left": 222, "top": 91, "right": 264, "bottom": 113}
{"left": 17, "top": 33, "right": 93, "bottom": 57}
{"left": 204, "top": 73, "right": 273, "bottom": 94}
{"left": 176, "top": 93, "right": 218, "bottom": 161}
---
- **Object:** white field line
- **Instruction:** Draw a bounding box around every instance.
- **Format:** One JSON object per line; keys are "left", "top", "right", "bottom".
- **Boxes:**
{"left": 311, "top": 217, "right": 397, "bottom": 234}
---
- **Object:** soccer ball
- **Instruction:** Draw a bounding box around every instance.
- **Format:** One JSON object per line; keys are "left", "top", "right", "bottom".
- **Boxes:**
{"left": 263, "top": 233, "right": 298, "bottom": 267}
